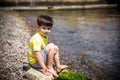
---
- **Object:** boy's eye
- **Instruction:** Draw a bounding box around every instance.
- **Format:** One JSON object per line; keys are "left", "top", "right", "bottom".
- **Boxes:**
{"left": 42, "top": 27, "right": 51, "bottom": 30}
{"left": 47, "top": 28, "right": 51, "bottom": 30}
{"left": 42, "top": 27, "right": 46, "bottom": 29}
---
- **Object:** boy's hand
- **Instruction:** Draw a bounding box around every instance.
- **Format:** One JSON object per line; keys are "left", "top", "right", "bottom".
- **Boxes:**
{"left": 47, "top": 68, "right": 59, "bottom": 78}
{"left": 41, "top": 69, "right": 52, "bottom": 76}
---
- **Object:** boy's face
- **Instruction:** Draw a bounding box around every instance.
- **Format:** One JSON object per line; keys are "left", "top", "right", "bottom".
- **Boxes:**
{"left": 38, "top": 25, "right": 52, "bottom": 37}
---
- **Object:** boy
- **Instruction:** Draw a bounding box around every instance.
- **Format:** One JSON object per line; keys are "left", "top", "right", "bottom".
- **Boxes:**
{"left": 27, "top": 15, "right": 68, "bottom": 77}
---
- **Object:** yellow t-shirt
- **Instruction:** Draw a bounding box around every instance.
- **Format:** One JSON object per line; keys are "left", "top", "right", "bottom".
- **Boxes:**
{"left": 27, "top": 32, "right": 48, "bottom": 64}
{"left": 28, "top": 32, "right": 48, "bottom": 52}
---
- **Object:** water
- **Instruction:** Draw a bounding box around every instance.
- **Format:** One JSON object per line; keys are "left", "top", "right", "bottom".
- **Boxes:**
{"left": 18, "top": 9, "right": 120, "bottom": 79}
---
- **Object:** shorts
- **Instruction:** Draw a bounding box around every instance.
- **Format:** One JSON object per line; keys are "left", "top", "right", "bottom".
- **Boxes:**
{"left": 30, "top": 48, "right": 48, "bottom": 69}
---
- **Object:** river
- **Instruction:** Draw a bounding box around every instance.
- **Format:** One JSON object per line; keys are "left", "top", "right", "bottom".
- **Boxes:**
{"left": 18, "top": 9, "right": 120, "bottom": 80}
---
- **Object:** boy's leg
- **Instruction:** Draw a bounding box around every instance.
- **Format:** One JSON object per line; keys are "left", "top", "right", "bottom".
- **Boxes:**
{"left": 53, "top": 45, "right": 68, "bottom": 72}
{"left": 45, "top": 43, "right": 58, "bottom": 77}
{"left": 46, "top": 43, "right": 68, "bottom": 75}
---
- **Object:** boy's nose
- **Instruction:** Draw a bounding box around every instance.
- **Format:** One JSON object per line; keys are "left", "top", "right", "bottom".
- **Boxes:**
{"left": 45, "top": 29, "right": 49, "bottom": 31}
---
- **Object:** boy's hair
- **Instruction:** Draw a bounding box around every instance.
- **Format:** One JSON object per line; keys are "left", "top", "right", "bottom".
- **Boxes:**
{"left": 37, "top": 15, "right": 53, "bottom": 27}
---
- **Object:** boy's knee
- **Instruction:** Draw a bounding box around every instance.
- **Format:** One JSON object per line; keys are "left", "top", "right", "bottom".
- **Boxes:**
{"left": 50, "top": 43, "right": 59, "bottom": 51}
{"left": 48, "top": 43, "right": 54, "bottom": 47}
{"left": 46, "top": 43, "right": 56, "bottom": 50}
{"left": 46, "top": 43, "right": 59, "bottom": 52}
{"left": 54, "top": 45, "right": 59, "bottom": 51}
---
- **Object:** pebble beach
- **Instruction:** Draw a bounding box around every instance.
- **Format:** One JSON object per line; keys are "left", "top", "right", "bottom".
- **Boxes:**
{"left": 0, "top": 11, "right": 30, "bottom": 80}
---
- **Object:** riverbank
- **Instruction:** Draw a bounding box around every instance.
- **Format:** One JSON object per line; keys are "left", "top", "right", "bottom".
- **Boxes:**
{"left": 0, "top": 10, "right": 119, "bottom": 80}
{"left": 0, "top": 4, "right": 117, "bottom": 10}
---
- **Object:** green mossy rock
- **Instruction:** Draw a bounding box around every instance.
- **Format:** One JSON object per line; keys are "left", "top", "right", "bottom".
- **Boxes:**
{"left": 54, "top": 69, "right": 89, "bottom": 80}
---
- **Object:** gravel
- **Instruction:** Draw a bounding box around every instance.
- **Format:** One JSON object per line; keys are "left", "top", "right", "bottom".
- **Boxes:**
{"left": 0, "top": 11, "right": 30, "bottom": 80}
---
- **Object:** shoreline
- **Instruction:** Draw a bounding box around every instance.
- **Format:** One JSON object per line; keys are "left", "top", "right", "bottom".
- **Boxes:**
{"left": 0, "top": 4, "right": 117, "bottom": 11}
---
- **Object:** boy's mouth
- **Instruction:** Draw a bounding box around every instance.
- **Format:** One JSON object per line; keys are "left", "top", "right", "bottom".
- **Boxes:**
{"left": 42, "top": 32, "right": 48, "bottom": 37}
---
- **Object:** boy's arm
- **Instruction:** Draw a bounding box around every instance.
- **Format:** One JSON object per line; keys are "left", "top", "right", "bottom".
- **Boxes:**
{"left": 34, "top": 51, "right": 47, "bottom": 69}
{"left": 34, "top": 51, "right": 51, "bottom": 76}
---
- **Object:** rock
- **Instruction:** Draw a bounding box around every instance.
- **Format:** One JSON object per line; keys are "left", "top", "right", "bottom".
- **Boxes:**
{"left": 24, "top": 68, "right": 53, "bottom": 80}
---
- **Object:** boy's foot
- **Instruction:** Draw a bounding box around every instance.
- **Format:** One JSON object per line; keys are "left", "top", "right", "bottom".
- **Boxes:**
{"left": 57, "top": 65, "right": 68, "bottom": 73}
{"left": 41, "top": 69, "right": 52, "bottom": 76}
{"left": 48, "top": 68, "right": 58, "bottom": 78}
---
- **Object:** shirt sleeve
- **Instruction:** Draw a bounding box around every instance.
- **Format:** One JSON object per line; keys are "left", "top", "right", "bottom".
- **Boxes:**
{"left": 32, "top": 39, "right": 42, "bottom": 52}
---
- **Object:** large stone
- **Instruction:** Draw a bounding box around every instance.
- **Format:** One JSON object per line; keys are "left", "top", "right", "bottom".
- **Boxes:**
{"left": 25, "top": 68, "right": 53, "bottom": 80}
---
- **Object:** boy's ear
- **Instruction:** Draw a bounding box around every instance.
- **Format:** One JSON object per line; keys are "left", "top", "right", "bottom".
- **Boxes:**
{"left": 37, "top": 26, "right": 39, "bottom": 31}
